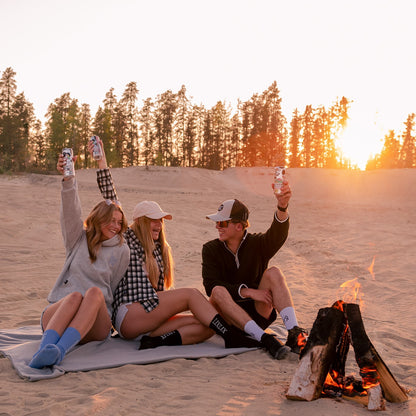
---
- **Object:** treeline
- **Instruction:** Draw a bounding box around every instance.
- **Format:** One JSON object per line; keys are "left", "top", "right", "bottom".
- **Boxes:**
{"left": 0, "top": 66, "right": 414, "bottom": 173}
{"left": 366, "top": 113, "right": 416, "bottom": 169}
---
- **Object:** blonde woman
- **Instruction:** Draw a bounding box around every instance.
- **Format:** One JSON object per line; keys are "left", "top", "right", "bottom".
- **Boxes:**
{"left": 29, "top": 151, "right": 129, "bottom": 369}
{"left": 90, "top": 139, "right": 259, "bottom": 350}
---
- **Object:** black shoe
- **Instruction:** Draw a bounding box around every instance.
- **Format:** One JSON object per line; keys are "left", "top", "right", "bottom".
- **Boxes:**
{"left": 285, "top": 326, "right": 308, "bottom": 354}
{"left": 138, "top": 335, "right": 158, "bottom": 350}
{"left": 224, "top": 327, "right": 262, "bottom": 349}
{"left": 261, "top": 333, "right": 290, "bottom": 360}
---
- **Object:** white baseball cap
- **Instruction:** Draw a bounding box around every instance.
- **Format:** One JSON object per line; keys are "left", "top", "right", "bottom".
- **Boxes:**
{"left": 132, "top": 201, "right": 172, "bottom": 221}
{"left": 206, "top": 199, "right": 249, "bottom": 222}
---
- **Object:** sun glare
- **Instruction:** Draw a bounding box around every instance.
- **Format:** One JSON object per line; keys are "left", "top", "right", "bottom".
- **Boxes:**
{"left": 337, "top": 106, "right": 384, "bottom": 170}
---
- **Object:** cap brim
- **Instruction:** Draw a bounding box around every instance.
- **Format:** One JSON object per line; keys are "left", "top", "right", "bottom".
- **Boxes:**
{"left": 206, "top": 213, "right": 231, "bottom": 221}
{"left": 147, "top": 213, "right": 172, "bottom": 220}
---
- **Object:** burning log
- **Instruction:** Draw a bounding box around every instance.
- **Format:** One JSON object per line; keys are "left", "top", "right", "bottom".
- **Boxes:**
{"left": 286, "top": 301, "right": 408, "bottom": 411}
{"left": 345, "top": 303, "right": 408, "bottom": 404}
{"left": 286, "top": 306, "right": 346, "bottom": 401}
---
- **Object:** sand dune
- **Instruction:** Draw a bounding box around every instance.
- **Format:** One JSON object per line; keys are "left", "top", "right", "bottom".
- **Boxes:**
{"left": 0, "top": 167, "right": 415, "bottom": 415}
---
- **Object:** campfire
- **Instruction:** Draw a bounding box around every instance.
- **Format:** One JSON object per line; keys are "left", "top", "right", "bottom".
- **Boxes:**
{"left": 286, "top": 300, "right": 409, "bottom": 411}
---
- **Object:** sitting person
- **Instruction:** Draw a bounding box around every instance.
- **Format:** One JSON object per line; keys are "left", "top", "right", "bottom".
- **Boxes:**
{"left": 29, "top": 149, "right": 130, "bottom": 368}
{"left": 202, "top": 179, "right": 308, "bottom": 358}
{"left": 89, "top": 138, "right": 259, "bottom": 350}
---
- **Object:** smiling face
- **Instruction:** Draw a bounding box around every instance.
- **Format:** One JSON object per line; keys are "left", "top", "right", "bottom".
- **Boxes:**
{"left": 149, "top": 218, "right": 163, "bottom": 241}
{"left": 216, "top": 221, "right": 240, "bottom": 242}
{"left": 100, "top": 210, "right": 123, "bottom": 241}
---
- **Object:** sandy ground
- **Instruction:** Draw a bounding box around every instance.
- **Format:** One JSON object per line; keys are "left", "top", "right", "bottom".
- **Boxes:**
{"left": 0, "top": 166, "right": 415, "bottom": 416}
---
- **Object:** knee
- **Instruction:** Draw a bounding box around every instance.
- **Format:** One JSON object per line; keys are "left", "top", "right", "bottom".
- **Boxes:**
{"left": 84, "top": 286, "right": 105, "bottom": 304}
{"left": 184, "top": 287, "right": 203, "bottom": 299}
{"left": 66, "top": 291, "right": 84, "bottom": 307}
{"left": 263, "top": 266, "right": 286, "bottom": 287}
{"left": 210, "top": 286, "right": 231, "bottom": 304}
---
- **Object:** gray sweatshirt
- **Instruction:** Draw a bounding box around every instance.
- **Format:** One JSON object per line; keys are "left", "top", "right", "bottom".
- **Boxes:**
{"left": 47, "top": 177, "right": 130, "bottom": 316}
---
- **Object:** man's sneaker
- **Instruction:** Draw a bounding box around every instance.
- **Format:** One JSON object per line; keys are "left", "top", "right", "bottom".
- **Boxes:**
{"left": 261, "top": 333, "right": 290, "bottom": 360}
{"left": 285, "top": 326, "right": 308, "bottom": 354}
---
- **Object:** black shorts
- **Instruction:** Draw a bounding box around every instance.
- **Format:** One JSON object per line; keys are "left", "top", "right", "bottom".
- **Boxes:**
{"left": 237, "top": 299, "right": 277, "bottom": 329}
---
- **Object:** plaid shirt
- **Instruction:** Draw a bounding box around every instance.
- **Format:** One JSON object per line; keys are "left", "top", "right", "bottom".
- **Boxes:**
{"left": 96, "top": 168, "right": 165, "bottom": 322}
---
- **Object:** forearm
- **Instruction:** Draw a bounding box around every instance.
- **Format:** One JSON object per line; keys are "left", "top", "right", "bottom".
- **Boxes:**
{"left": 97, "top": 168, "right": 118, "bottom": 201}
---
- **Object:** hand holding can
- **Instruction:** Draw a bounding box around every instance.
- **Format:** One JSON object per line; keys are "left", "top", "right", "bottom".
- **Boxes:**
{"left": 62, "top": 148, "right": 75, "bottom": 178}
{"left": 90, "top": 135, "right": 103, "bottom": 160}
{"left": 273, "top": 166, "right": 286, "bottom": 195}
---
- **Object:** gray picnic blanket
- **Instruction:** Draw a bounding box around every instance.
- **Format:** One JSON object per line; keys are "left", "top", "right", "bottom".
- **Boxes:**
{"left": 0, "top": 325, "right": 287, "bottom": 381}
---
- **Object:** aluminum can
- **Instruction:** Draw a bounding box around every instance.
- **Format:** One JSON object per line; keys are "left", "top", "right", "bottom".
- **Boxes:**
{"left": 273, "top": 166, "right": 286, "bottom": 195}
{"left": 90, "top": 135, "right": 103, "bottom": 160}
{"left": 62, "top": 148, "right": 75, "bottom": 178}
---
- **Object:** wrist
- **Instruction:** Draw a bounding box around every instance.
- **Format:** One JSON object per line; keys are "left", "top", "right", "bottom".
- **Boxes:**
{"left": 277, "top": 203, "right": 288, "bottom": 212}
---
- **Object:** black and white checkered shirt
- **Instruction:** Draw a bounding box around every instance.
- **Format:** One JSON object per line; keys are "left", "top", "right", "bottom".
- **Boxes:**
{"left": 96, "top": 168, "right": 165, "bottom": 322}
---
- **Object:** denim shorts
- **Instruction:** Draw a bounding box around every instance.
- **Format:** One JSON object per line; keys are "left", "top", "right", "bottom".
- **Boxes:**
{"left": 114, "top": 303, "right": 130, "bottom": 337}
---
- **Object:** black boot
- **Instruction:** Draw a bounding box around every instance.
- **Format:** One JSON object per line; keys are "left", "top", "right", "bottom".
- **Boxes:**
{"left": 261, "top": 333, "right": 290, "bottom": 360}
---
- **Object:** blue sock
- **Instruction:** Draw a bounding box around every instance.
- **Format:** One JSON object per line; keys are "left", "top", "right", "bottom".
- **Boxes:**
{"left": 28, "top": 329, "right": 61, "bottom": 369}
{"left": 29, "top": 344, "right": 61, "bottom": 368}
{"left": 39, "top": 329, "right": 60, "bottom": 350}
{"left": 55, "top": 327, "right": 81, "bottom": 364}
{"left": 29, "top": 327, "right": 81, "bottom": 369}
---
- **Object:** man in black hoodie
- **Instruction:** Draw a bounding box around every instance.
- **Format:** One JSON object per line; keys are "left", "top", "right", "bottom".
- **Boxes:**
{"left": 202, "top": 178, "right": 307, "bottom": 359}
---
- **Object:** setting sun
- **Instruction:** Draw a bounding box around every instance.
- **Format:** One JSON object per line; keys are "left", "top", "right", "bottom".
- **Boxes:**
{"left": 337, "top": 103, "right": 385, "bottom": 170}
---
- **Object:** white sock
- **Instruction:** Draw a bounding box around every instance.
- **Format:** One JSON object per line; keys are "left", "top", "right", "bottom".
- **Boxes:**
{"left": 280, "top": 307, "right": 298, "bottom": 330}
{"left": 244, "top": 320, "right": 265, "bottom": 342}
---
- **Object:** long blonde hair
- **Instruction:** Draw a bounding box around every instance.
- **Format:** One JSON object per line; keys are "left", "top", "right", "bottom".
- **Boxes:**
{"left": 130, "top": 217, "right": 174, "bottom": 289}
{"left": 84, "top": 200, "right": 128, "bottom": 262}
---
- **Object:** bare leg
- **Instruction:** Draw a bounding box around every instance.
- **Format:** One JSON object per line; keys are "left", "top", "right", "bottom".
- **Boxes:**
{"left": 30, "top": 288, "right": 111, "bottom": 368}
{"left": 42, "top": 287, "right": 111, "bottom": 341}
{"left": 209, "top": 284, "right": 290, "bottom": 360}
{"left": 121, "top": 288, "right": 218, "bottom": 339}
{"left": 150, "top": 314, "right": 214, "bottom": 345}
{"left": 256, "top": 266, "right": 294, "bottom": 315}
{"left": 209, "top": 285, "right": 253, "bottom": 330}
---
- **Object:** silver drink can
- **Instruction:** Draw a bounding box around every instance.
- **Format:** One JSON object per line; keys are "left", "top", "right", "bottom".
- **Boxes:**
{"left": 90, "top": 135, "right": 102, "bottom": 160}
{"left": 62, "top": 148, "right": 75, "bottom": 178}
{"left": 273, "top": 166, "right": 286, "bottom": 195}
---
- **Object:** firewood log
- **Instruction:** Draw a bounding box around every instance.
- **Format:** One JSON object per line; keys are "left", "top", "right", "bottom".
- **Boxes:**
{"left": 286, "top": 307, "right": 345, "bottom": 401}
{"left": 345, "top": 303, "right": 408, "bottom": 404}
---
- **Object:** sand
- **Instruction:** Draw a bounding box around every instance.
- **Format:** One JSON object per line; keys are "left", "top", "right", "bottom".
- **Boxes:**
{"left": 0, "top": 166, "right": 415, "bottom": 416}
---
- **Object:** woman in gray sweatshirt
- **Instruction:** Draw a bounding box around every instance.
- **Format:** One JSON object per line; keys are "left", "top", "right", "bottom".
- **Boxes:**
{"left": 29, "top": 153, "right": 130, "bottom": 369}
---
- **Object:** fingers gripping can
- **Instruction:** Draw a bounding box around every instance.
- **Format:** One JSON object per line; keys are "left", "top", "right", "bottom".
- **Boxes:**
{"left": 62, "top": 148, "right": 75, "bottom": 178}
{"left": 274, "top": 166, "right": 286, "bottom": 195}
{"left": 90, "top": 135, "right": 103, "bottom": 160}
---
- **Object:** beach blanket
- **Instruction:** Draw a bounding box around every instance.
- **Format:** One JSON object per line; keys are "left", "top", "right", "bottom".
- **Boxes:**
{"left": 0, "top": 325, "right": 287, "bottom": 381}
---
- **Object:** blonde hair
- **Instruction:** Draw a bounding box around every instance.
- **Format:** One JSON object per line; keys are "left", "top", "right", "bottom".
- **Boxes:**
{"left": 130, "top": 216, "right": 174, "bottom": 289}
{"left": 84, "top": 200, "right": 128, "bottom": 262}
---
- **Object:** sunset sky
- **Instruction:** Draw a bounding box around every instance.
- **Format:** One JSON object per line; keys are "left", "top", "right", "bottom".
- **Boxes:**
{"left": 2, "top": 0, "right": 416, "bottom": 169}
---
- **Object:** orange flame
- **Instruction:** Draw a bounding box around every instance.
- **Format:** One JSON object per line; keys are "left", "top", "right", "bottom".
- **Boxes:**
{"left": 360, "top": 366, "right": 380, "bottom": 390}
{"left": 367, "top": 256, "right": 376, "bottom": 280}
{"left": 297, "top": 332, "right": 308, "bottom": 351}
{"left": 338, "top": 277, "right": 362, "bottom": 305}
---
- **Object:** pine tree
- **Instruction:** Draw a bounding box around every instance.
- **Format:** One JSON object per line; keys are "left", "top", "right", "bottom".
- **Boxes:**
{"left": 174, "top": 85, "right": 189, "bottom": 166}
{"left": 30, "top": 120, "right": 46, "bottom": 169}
{"left": 400, "top": 113, "right": 415, "bottom": 168}
{"left": 153, "top": 90, "right": 177, "bottom": 166}
{"left": 302, "top": 105, "right": 314, "bottom": 167}
{"left": 79, "top": 103, "right": 91, "bottom": 168}
{"left": 289, "top": 109, "right": 301, "bottom": 167}
{"left": 121, "top": 82, "right": 139, "bottom": 166}
{"left": 44, "top": 93, "right": 81, "bottom": 170}
{"left": 139, "top": 97, "right": 154, "bottom": 166}
{"left": 0, "top": 67, "right": 34, "bottom": 171}
{"left": 378, "top": 130, "right": 400, "bottom": 168}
